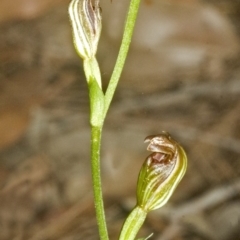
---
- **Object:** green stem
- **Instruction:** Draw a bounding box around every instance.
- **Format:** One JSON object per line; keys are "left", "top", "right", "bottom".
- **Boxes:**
{"left": 91, "top": 126, "right": 109, "bottom": 240}
{"left": 103, "top": 0, "right": 142, "bottom": 119}
{"left": 89, "top": 0, "right": 142, "bottom": 239}
{"left": 119, "top": 206, "right": 147, "bottom": 240}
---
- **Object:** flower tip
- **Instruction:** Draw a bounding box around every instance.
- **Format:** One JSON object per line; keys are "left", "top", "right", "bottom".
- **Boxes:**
{"left": 144, "top": 132, "right": 174, "bottom": 153}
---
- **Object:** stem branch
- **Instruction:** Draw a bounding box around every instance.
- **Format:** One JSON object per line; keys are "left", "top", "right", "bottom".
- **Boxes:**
{"left": 103, "top": 0, "right": 142, "bottom": 119}
{"left": 119, "top": 206, "right": 147, "bottom": 240}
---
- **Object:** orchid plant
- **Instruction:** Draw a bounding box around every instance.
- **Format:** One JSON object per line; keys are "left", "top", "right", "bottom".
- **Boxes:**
{"left": 68, "top": 0, "right": 188, "bottom": 239}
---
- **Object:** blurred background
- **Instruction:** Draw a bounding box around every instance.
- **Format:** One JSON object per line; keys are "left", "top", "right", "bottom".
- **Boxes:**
{"left": 0, "top": 0, "right": 240, "bottom": 239}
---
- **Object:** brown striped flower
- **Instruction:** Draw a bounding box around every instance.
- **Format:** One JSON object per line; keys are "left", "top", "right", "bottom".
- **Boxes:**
{"left": 68, "top": 0, "right": 102, "bottom": 60}
{"left": 137, "top": 132, "right": 187, "bottom": 211}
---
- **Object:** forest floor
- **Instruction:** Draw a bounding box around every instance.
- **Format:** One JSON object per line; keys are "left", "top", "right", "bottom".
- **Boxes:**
{"left": 0, "top": 0, "right": 240, "bottom": 239}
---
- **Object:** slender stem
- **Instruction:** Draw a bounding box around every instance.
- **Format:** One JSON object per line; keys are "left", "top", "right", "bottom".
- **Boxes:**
{"left": 103, "top": 0, "right": 142, "bottom": 119}
{"left": 91, "top": 126, "right": 109, "bottom": 240}
{"left": 119, "top": 206, "right": 147, "bottom": 240}
{"left": 89, "top": 0, "right": 142, "bottom": 238}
